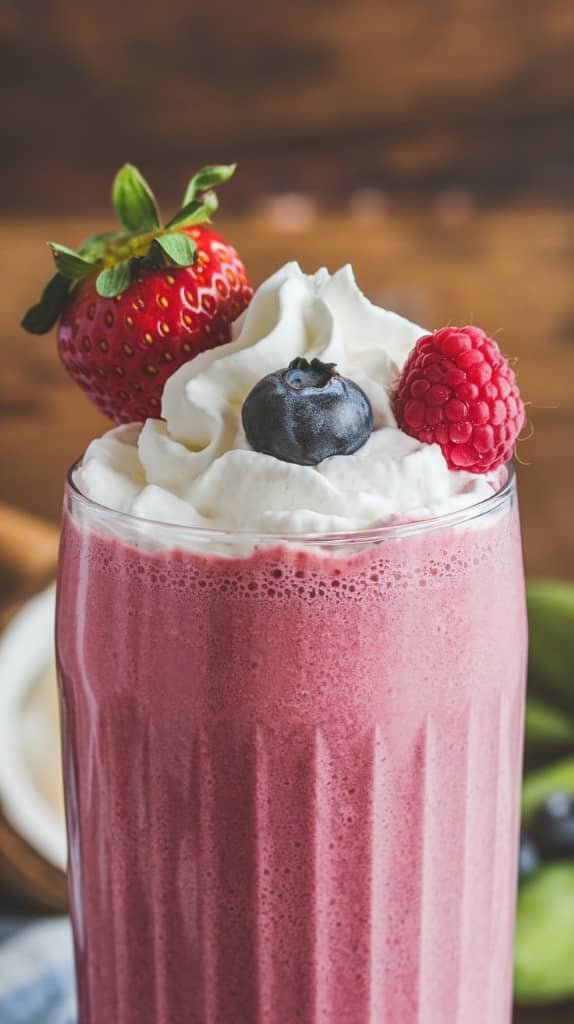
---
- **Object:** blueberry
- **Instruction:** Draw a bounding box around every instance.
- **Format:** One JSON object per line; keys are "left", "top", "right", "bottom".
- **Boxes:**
{"left": 531, "top": 791, "right": 574, "bottom": 859}
{"left": 241, "top": 357, "right": 373, "bottom": 466}
{"left": 519, "top": 835, "right": 540, "bottom": 883}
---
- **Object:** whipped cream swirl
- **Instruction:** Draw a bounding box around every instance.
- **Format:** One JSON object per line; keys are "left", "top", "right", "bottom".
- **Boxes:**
{"left": 76, "top": 263, "right": 496, "bottom": 534}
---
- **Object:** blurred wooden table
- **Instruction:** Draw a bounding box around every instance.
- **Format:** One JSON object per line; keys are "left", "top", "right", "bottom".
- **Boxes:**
{"left": 1, "top": 205, "right": 574, "bottom": 1021}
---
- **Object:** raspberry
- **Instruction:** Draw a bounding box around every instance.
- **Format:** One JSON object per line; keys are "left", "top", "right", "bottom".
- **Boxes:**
{"left": 393, "top": 326, "right": 525, "bottom": 473}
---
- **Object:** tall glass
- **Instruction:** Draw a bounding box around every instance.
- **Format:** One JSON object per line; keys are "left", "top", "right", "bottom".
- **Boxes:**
{"left": 56, "top": 462, "right": 527, "bottom": 1024}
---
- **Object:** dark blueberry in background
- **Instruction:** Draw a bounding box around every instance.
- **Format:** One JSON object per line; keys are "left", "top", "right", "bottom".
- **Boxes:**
{"left": 241, "top": 357, "right": 374, "bottom": 467}
{"left": 531, "top": 791, "right": 574, "bottom": 859}
{"left": 519, "top": 835, "right": 540, "bottom": 883}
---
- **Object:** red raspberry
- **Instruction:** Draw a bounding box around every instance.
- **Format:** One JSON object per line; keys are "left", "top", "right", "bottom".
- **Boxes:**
{"left": 393, "top": 326, "right": 525, "bottom": 473}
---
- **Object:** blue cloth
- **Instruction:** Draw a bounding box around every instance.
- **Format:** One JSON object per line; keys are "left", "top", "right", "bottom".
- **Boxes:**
{"left": 0, "top": 919, "right": 76, "bottom": 1023}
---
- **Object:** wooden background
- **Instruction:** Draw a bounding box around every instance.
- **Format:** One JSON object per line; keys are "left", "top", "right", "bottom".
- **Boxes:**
{"left": 1, "top": 2, "right": 574, "bottom": 1019}
{"left": 3, "top": 0, "right": 574, "bottom": 210}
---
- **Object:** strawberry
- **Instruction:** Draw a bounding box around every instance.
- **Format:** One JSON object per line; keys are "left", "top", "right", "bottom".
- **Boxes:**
{"left": 22, "top": 163, "right": 252, "bottom": 423}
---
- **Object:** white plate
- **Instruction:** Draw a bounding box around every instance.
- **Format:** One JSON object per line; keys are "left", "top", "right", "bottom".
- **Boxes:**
{"left": 0, "top": 586, "right": 66, "bottom": 871}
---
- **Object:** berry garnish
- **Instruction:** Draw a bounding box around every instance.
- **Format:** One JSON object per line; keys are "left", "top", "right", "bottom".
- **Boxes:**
{"left": 531, "top": 792, "right": 574, "bottom": 859}
{"left": 393, "top": 326, "right": 525, "bottom": 472}
{"left": 242, "top": 357, "right": 373, "bottom": 466}
{"left": 519, "top": 835, "right": 541, "bottom": 883}
{"left": 22, "top": 163, "right": 252, "bottom": 423}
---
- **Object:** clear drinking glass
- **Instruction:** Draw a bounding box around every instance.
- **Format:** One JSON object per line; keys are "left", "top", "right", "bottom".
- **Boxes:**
{"left": 56, "top": 461, "right": 527, "bottom": 1024}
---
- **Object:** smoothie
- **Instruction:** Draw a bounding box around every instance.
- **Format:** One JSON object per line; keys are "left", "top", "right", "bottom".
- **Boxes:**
{"left": 57, "top": 478, "right": 525, "bottom": 1024}
{"left": 54, "top": 261, "right": 527, "bottom": 1023}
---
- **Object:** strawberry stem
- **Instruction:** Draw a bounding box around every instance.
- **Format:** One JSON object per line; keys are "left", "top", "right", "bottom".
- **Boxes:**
{"left": 21, "top": 162, "right": 237, "bottom": 327}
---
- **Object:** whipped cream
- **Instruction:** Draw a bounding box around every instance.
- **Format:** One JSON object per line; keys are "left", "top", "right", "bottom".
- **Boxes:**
{"left": 75, "top": 263, "right": 497, "bottom": 535}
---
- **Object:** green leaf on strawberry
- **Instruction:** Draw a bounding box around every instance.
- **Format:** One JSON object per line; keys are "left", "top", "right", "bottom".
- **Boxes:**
{"left": 49, "top": 243, "right": 97, "bottom": 282}
{"left": 182, "top": 163, "right": 236, "bottom": 206}
{"left": 112, "top": 164, "right": 161, "bottom": 233}
{"left": 153, "top": 233, "right": 197, "bottom": 267}
{"left": 166, "top": 194, "right": 218, "bottom": 230}
{"left": 78, "top": 231, "right": 128, "bottom": 261}
{"left": 23, "top": 161, "right": 238, "bottom": 314}
{"left": 20, "top": 273, "right": 71, "bottom": 334}
{"left": 96, "top": 260, "right": 136, "bottom": 298}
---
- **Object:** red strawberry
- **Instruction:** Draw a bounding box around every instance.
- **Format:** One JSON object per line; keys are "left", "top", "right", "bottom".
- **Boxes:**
{"left": 22, "top": 163, "right": 252, "bottom": 423}
{"left": 393, "top": 325, "right": 525, "bottom": 473}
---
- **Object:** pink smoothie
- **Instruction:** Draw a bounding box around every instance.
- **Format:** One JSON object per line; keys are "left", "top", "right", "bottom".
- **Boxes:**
{"left": 56, "top": 485, "right": 526, "bottom": 1024}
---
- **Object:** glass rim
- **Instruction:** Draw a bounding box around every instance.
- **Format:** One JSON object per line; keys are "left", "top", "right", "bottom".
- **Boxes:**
{"left": 66, "top": 457, "right": 516, "bottom": 548}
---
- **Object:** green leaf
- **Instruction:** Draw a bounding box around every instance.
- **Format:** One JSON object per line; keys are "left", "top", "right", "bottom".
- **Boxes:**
{"left": 49, "top": 242, "right": 96, "bottom": 282}
{"left": 112, "top": 164, "right": 160, "bottom": 233}
{"left": 78, "top": 230, "right": 127, "bottom": 261}
{"left": 197, "top": 190, "right": 218, "bottom": 218}
{"left": 153, "top": 233, "right": 197, "bottom": 267}
{"left": 96, "top": 259, "right": 135, "bottom": 298}
{"left": 21, "top": 273, "right": 70, "bottom": 334}
{"left": 182, "top": 163, "right": 236, "bottom": 206}
{"left": 166, "top": 194, "right": 218, "bottom": 230}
